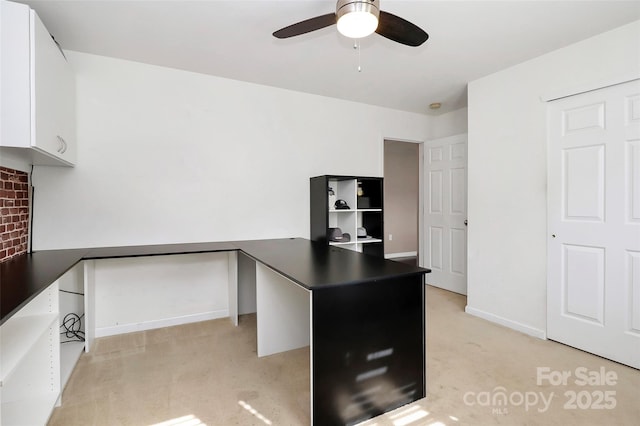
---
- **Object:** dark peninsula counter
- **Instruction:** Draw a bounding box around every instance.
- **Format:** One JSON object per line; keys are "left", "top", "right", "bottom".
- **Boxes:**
{"left": 1, "top": 238, "right": 429, "bottom": 425}
{"left": 2, "top": 238, "right": 427, "bottom": 322}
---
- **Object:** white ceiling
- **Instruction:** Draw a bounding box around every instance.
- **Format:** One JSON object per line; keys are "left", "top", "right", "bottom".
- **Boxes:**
{"left": 17, "top": 0, "right": 640, "bottom": 115}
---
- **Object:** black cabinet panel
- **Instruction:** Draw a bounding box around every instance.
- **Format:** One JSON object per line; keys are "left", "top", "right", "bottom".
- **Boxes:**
{"left": 310, "top": 176, "right": 329, "bottom": 244}
{"left": 312, "top": 274, "right": 425, "bottom": 425}
{"left": 357, "top": 178, "right": 383, "bottom": 209}
{"left": 362, "top": 242, "right": 383, "bottom": 258}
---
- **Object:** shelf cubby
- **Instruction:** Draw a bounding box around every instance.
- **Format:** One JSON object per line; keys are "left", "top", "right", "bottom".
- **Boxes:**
{"left": 1, "top": 281, "right": 60, "bottom": 426}
{"left": 311, "top": 175, "right": 384, "bottom": 257}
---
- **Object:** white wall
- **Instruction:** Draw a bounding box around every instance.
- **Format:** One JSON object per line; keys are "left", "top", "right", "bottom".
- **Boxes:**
{"left": 427, "top": 107, "right": 468, "bottom": 141}
{"left": 93, "top": 253, "right": 229, "bottom": 336}
{"left": 31, "top": 52, "right": 431, "bottom": 250}
{"left": 466, "top": 20, "right": 640, "bottom": 337}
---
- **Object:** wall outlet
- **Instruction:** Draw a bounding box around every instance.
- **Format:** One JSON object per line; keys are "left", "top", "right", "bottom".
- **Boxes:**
{"left": 389, "top": 234, "right": 393, "bottom": 241}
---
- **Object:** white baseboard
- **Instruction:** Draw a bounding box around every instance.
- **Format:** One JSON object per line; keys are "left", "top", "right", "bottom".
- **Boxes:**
{"left": 464, "top": 306, "right": 546, "bottom": 340}
{"left": 385, "top": 251, "right": 418, "bottom": 259}
{"left": 95, "top": 310, "right": 229, "bottom": 338}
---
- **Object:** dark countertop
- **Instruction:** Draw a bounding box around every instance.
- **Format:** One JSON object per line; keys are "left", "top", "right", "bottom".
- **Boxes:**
{"left": 84, "top": 241, "right": 239, "bottom": 260}
{"left": 1, "top": 238, "right": 429, "bottom": 325}
{"left": 236, "top": 239, "right": 427, "bottom": 290}
{"left": 1, "top": 248, "right": 87, "bottom": 324}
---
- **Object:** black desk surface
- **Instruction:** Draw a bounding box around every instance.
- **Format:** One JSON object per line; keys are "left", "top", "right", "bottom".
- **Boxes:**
{"left": 236, "top": 239, "right": 427, "bottom": 289}
{"left": 1, "top": 238, "right": 428, "bottom": 325}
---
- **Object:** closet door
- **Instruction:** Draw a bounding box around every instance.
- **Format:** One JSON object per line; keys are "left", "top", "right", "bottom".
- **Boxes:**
{"left": 547, "top": 79, "right": 640, "bottom": 368}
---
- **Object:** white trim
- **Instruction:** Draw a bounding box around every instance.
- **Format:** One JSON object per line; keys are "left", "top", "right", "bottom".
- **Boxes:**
{"left": 227, "top": 251, "right": 238, "bottom": 327}
{"left": 418, "top": 142, "right": 425, "bottom": 268}
{"left": 83, "top": 260, "right": 95, "bottom": 352}
{"left": 540, "top": 73, "right": 640, "bottom": 102}
{"left": 0, "top": 149, "right": 31, "bottom": 172}
{"left": 464, "top": 305, "right": 546, "bottom": 340}
{"left": 309, "top": 291, "right": 314, "bottom": 426}
{"left": 94, "top": 310, "right": 228, "bottom": 337}
{"left": 385, "top": 251, "right": 418, "bottom": 259}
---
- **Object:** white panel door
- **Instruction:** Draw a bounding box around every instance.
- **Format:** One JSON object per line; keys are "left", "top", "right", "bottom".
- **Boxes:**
{"left": 424, "top": 134, "right": 467, "bottom": 294}
{"left": 548, "top": 79, "right": 640, "bottom": 368}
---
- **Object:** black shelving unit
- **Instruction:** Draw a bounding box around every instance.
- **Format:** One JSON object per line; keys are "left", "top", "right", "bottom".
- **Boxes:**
{"left": 310, "top": 175, "right": 384, "bottom": 257}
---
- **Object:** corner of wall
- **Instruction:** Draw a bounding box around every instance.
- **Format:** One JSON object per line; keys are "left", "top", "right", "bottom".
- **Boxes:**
{"left": 426, "top": 107, "right": 468, "bottom": 141}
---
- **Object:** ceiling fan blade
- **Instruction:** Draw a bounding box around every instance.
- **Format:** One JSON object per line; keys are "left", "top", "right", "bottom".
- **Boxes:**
{"left": 376, "top": 11, "right": 429, "bottom": 47}
{"left": 273, "top": 13, "right": 337, "bottom": 39}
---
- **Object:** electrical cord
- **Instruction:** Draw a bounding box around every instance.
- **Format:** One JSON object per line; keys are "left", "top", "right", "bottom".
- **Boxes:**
{"left": 59, "top": 289, "right": 84, "bottom": 296}
{"left": 60, "top": 313, "right": 85, "bottom": 343}
{"left": 59, "top": 289, "right": 86, "bottom": 343}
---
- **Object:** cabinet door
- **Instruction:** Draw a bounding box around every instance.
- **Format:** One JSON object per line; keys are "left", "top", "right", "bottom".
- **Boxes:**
{"left": 0, "top": 0, "right": 31, "bottom": 148}
{"left": 31, "top": 10, "right": 76, "bottom": 165}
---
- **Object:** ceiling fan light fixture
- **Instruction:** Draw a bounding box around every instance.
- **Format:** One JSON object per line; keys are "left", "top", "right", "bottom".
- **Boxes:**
{"left": 272, "top": 0, "right": 428, "bottom": 47}
{"left": 336, "top": 0, "right": 380, "bottom": 39}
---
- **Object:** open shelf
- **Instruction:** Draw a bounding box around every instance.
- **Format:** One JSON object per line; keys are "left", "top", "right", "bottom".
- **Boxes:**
{"left": 1, "top": 280, "right": 62, "bottom": 424}
{"left": 311, "top": 175, "right": 385, "bottom": 258}
{"left": 0, "top": 313, "right": 58, "bottom": 385}
{"left": 357, "top": 238, "right": 383, "bottom": 244}
{"left": 1, "top": 391, "right": 59, "bottom": 426}
{"left": 58, "top": 262, "right": 85, "bottom": 394}
{"left": 60, "top": 341, "right": 84, "bottom": 391}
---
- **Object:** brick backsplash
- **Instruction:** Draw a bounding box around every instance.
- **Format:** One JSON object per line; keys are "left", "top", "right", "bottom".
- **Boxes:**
{"left": 0, "top": 166, "right": 30, "bottom": 262}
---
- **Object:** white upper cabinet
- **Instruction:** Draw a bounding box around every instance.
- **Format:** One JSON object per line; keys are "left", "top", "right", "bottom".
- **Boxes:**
{"left": 0, "top": 0, "right": 76, "bottom": 166}
{"left": 0, "top": 0, "right": 30, "bottom": 150}
{"left": 31, "top": 7, "right": 76, "bottom": 165}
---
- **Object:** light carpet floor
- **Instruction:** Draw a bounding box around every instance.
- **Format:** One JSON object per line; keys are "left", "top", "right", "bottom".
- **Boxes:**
{"left": 49, "top": 286, "right": 639, "bottom": 425}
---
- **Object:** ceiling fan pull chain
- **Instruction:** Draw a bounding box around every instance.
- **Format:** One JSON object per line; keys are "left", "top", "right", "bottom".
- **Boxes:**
{"left": 353, "top": 39, "right": 362, "bottom": 72}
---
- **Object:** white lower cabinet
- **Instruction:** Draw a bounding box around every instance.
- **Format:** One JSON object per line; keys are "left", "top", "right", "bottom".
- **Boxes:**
{"left": 0, "top": 262, "right": 86, "bottom": 425}
{"left": 0, "top": 282, "right": 60, "bottom": 426}
{"left": 58, "top": 263, "right": 86, "bottom": 394}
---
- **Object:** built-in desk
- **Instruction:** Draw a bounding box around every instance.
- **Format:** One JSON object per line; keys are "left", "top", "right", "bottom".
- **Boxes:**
{"left": 1, "top": 238, "right": 429, "bottom": 425}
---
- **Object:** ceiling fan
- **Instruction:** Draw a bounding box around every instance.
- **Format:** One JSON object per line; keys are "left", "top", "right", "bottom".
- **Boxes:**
{"left": 272, "top": 0, "right": 429, "bottom": 47}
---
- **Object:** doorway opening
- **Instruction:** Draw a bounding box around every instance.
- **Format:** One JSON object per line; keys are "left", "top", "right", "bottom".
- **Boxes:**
{"left": 383, "top": 140, "right": 421, "bottom": 266}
